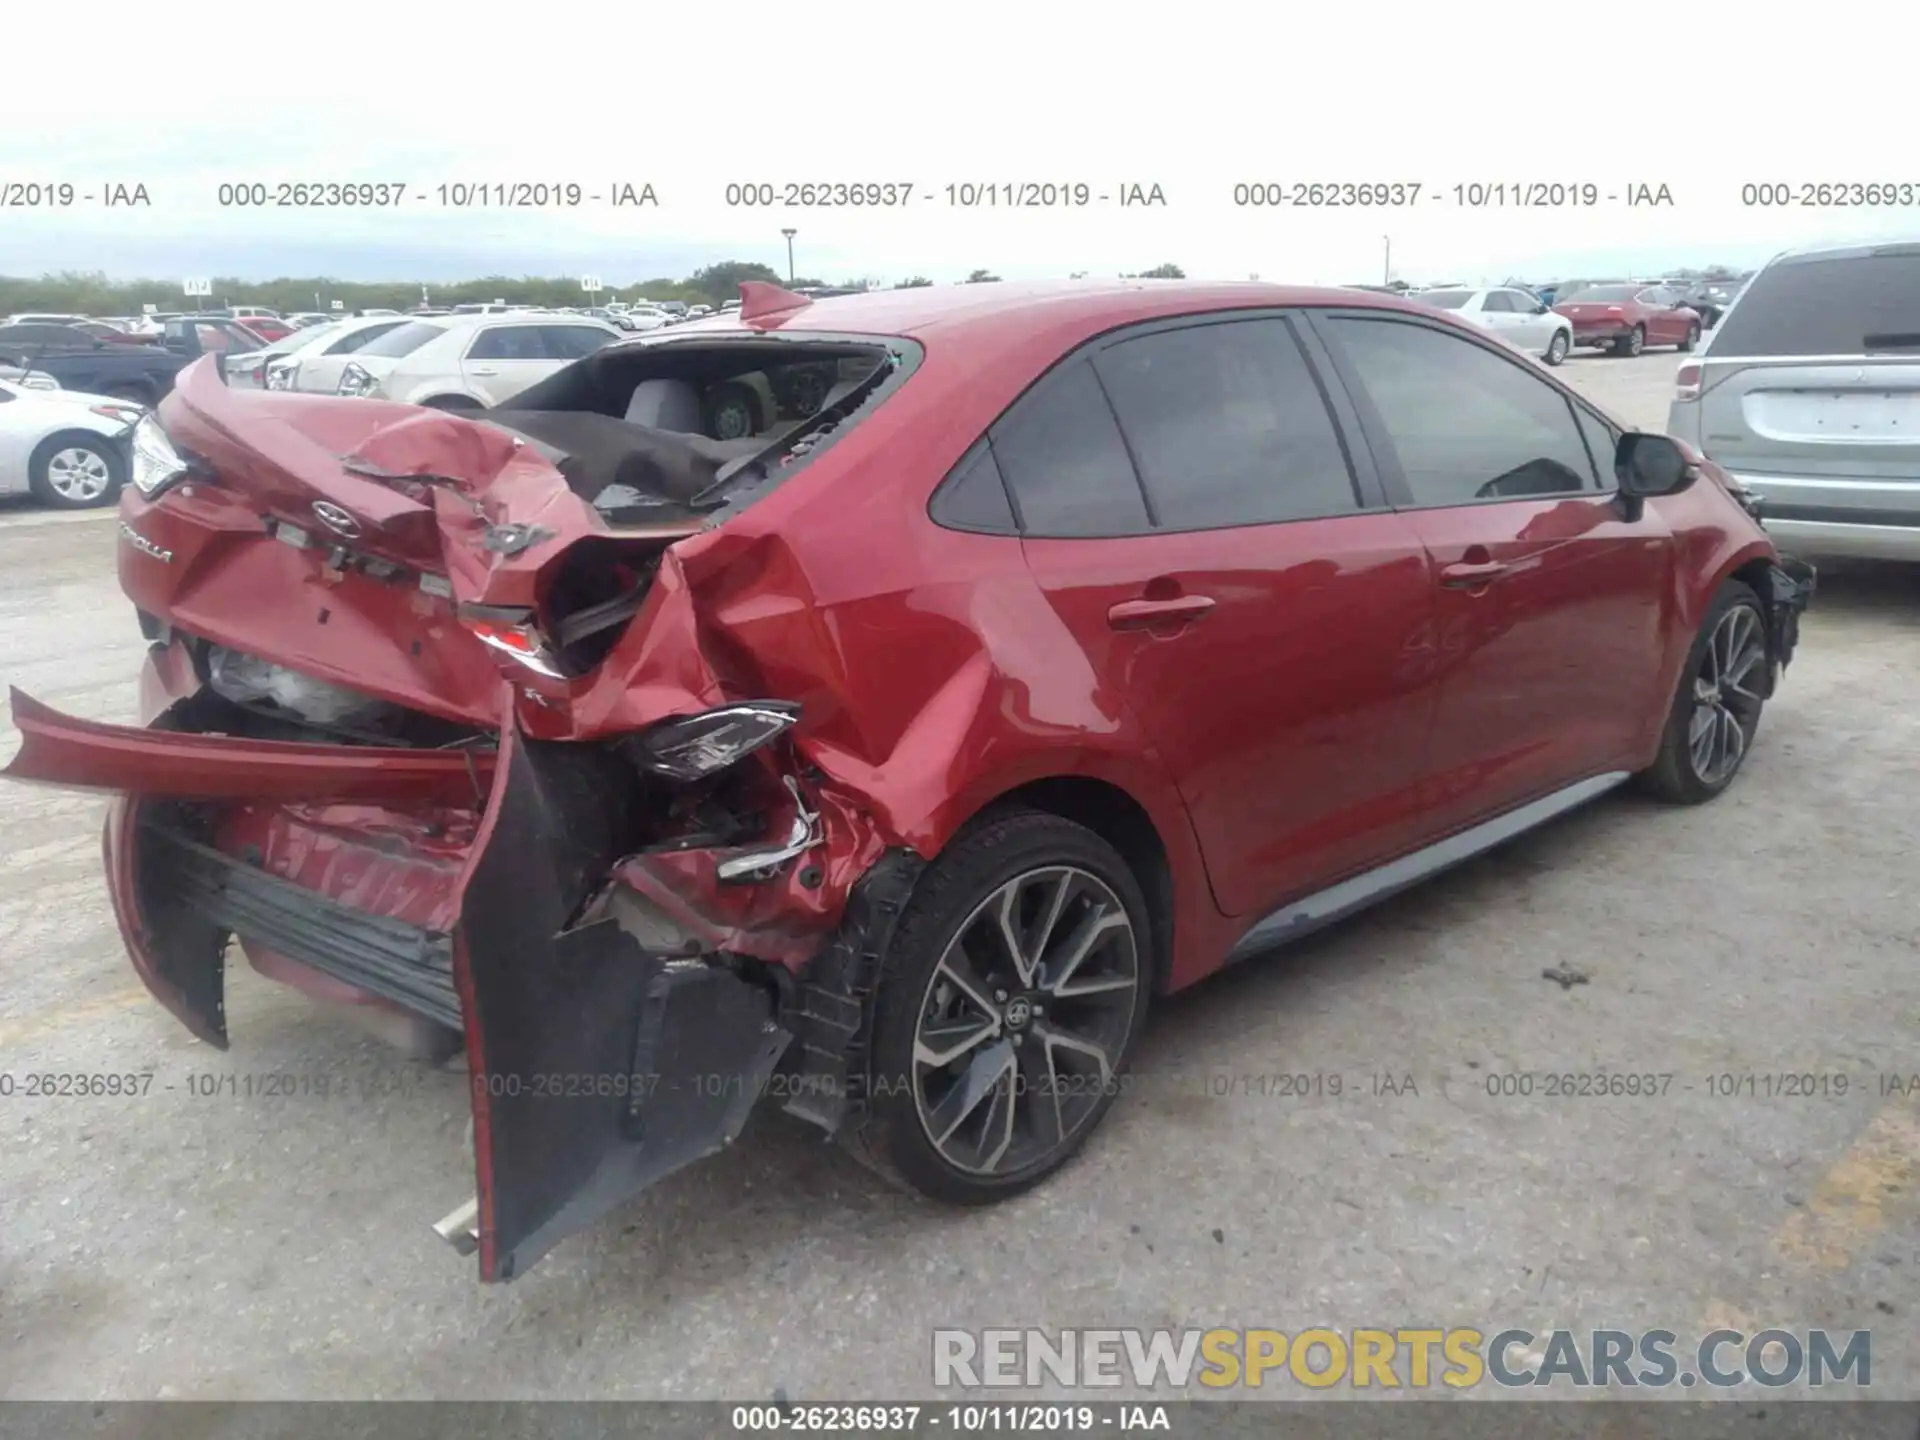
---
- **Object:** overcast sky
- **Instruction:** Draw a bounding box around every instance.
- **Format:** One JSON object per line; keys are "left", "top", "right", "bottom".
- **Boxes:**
{"left": 4, "top": 0, "right": 1910, "bottom": 289}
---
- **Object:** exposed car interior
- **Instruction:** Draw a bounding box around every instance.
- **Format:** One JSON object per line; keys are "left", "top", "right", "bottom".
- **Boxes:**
{"left": 489, "top": 340, "right": 900, "bottom": 525}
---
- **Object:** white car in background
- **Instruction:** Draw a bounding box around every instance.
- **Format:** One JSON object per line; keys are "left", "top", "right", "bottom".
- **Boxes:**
{"left": 1411, "top": 286, "right": 1574, "bottom": 365}
{"left": 281, "top": 315, "right": 431, "bottom": 395}
{"left": 0, "top": 377, "right": 144, "bottom": 508}
{"left": 333, "top": 313, "right": 622, "bottom": 410}
{"left": 610, "top": 307, "right": 672, "bottom": 333}
{"left": 226, "top": 323, "right": 344, "bottom": 390}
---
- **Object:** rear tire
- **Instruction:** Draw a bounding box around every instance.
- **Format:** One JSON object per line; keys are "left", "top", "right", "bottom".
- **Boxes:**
{"left": 842, "top": 807, "right": 1153, "bottom": 1205}
{"left": 1677, "top": 321, "right": 1701, "bottom": 353}
{"left": 1637, "top": 582, "right": 1769, "bottom": 804}
{"left": 1613, "top": 325, "right": 1646, "bottom": 358}
{"left": 28, "top": 432, "right": 125, "bottom": 509}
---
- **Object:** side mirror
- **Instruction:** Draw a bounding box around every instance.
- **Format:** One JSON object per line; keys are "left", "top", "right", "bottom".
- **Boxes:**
{"left": 1533, "top": 303, "right": 1550, "bottom": 314}
{"left": 1616, "top": 432, "right": 1694, "bottom": 498}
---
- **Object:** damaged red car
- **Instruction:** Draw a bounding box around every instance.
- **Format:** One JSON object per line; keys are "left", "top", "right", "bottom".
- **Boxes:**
{"left": 4, "top": 279, "right": 1814, "bottom": 1282}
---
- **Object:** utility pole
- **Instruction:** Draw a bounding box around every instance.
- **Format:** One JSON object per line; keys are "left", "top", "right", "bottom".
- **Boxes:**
{"left": 781, "top": 228, "right": 797, "bottom": 284}
{"left": 1383, "top": 236, "right": 1392, "bottom": 285}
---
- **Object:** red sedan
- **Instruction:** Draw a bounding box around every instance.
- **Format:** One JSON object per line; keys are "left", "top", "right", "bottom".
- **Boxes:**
{"left": 3, "top": 279, "right": 1812, "bottom": 1283}
{"left": 1554, "top": 283, "right": 1703, "bottom": 356}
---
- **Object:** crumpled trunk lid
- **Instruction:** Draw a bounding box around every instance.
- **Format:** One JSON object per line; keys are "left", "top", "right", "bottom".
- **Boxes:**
{"left": 164, "top": 357, "right": 637, "bottom": 611}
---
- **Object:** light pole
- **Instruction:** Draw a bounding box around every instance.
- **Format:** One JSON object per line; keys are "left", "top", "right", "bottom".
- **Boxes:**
{"left": 781, "top": 228, "right": 797, "bottom": 284}
{"left": 1383, "top": 236, "right": 1392, "bottom": 286}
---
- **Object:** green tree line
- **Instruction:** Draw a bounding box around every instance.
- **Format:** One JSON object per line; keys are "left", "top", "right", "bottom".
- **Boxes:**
{"left": 0, "top": 260, "right": 1193, "bottom": 315}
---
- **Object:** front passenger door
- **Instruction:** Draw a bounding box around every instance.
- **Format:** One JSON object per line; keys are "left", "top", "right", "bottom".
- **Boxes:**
{"left": 1311, "top": 311, "right": 1673, "bottom": 831}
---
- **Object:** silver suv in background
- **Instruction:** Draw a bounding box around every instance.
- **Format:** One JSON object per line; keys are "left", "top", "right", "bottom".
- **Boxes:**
{"left": 1667, "top": 239, "right": 1920, "bottom": 561}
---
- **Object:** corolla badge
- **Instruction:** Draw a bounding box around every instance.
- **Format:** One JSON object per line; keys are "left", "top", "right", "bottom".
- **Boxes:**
{"left": 311, "top": 501, "right": 361, "bottom": 539}
{"left": 118, "top": 522, "right": 173, "bottom": 563}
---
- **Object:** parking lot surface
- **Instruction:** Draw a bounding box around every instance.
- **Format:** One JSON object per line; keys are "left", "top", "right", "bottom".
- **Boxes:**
{"left": 2, "top": 350, "right": 1917, "bottom": 1400}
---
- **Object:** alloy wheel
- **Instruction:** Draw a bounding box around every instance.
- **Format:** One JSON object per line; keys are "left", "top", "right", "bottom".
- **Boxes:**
{"left": 911, "top": 865, "right": 1140, "bottom": 1177}
{"left": 1546, "top": 332, "right": 1570, "bottom": 365}
{"left": 46, "top": 446, "right": 113, "bottom": 502}
{"left": 1687, "top": 605, "right": 1766, "bottom": 786}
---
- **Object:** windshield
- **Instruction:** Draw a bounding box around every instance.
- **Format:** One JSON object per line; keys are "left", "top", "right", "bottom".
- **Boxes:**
{"left": 354, "top": 321, "right": 448, "bottom": 358}
{"left": 1561, "top": 285, "right": 1638, "bottom": 302}
{"left": 1709, "top": 249, "right": 1920, "bottom": 357}
{"left": 1416, "top": 290, "right": 1473, "bottom": 310}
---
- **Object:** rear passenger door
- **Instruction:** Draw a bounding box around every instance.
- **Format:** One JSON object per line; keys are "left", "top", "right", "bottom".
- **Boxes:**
{"left": 992, "top": 314, "right": 1441, "bottom": 918}
{"left": 461, "top": 324, "right": 558, "bottom": 405}
{"left": 1309, "top": 310, "right": 1672, "bottom": 828}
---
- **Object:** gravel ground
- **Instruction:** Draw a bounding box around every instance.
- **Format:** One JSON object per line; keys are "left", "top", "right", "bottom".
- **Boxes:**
{"left": 1, "top": 349, "right": 1916, "bottom": 1403}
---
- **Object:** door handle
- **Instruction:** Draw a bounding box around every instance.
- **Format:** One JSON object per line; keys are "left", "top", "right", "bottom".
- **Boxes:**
{"left": 469, "top": 366, "right": 498, "bottom": 375}
{"left": 1106, "top": 595, "right": 1216, "bottom": 630}
{"left": 1439, "top": 560, "right": 1509, "bottom": 589}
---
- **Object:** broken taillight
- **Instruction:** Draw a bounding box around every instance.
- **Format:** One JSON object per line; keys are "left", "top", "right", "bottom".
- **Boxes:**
{"left": 628, "top": 702, "right": 801, "bottom": 781}
{"left": 461, "top": 615, "right": 568, "bottom": 679}
{"left": 130, "top": 414, "right": 189, "bottom": 498}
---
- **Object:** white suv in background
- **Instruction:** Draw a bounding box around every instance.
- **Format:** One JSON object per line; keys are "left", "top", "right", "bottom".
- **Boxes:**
{"left": 333, "top": 313, "right": 622, "bottom": 410}
{"left": 1412, "top": 286, "right": 1574, "bottom": 366}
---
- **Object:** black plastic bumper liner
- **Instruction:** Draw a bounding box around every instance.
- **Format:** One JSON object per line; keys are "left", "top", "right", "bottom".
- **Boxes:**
{"left": 142, "top": 821, "right": 461, "bottom": 1030}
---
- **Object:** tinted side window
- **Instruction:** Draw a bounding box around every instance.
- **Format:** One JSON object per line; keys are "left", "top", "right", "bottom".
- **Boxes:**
{"left": 1711, "top": 250, "right": 1920, "bottom": 357}
{"left": 1502, "top": 290, "right": 1540, "bottom": 312}
{"left": 467, "top": 326, "right": 548, "bottom": 361}
{"left": 1092, "top": 318, "right": 1359, "bottom": 529}
{"left": 930, "top": 439, "right": 1018, "bottom": 534}
{"left": 1480, "top": 291, "right": 1514, "bottom": 313}
{"left": 1328, "top": 317, "right": 1599, "bottom": 504}
{"left": 990, "top": 357, "right": 1150, "bottom": 536}
{"left": 542, "top": 325, "right": 615, "bottom": 359}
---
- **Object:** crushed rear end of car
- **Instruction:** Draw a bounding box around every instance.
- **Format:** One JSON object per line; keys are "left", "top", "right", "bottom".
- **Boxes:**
{"left": 3, "top": 322, "right": 926, "bottom": 1281}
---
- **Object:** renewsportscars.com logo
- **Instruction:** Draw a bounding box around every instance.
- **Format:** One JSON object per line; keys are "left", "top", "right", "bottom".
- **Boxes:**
{"left": 932, "top": 1327, "right": 1873, "bottom": 1391}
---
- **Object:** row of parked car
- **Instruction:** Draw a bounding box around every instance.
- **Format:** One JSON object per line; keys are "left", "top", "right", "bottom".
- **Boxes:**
{"left": 0, "top": 303, "right": 764, "bottom": 507}
{"left": 1394, "top": 280, "right": 1728, "bottom": 367}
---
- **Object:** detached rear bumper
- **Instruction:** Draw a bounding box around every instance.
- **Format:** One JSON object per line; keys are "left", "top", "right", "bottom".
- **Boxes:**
{"left": 1763, "top": 554, "right": 1816, "bottom": 681}
{"left": 6, "top": 689, "right": 801, "bottom": 1283}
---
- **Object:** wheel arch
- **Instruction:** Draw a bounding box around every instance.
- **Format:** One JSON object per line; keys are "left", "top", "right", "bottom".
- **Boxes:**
{"left": 29, "top": 426, "right": 127, "bottom": 479}
{"left": 921, "top": 765, "right": 1207, "bottom": 997}
{"left": 30, "top": 425, "right": 122, "bottom": 460}
{"left": 983, "top": 776, "right": 1176, "bottom": 995}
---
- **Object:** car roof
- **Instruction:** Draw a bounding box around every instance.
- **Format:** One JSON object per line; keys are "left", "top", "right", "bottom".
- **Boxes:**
{"left": 645, "top": 278, "right": 1438, "bottom": 344}
{"left": 1764, "top": 235, "right": 1920, "bottom": 265}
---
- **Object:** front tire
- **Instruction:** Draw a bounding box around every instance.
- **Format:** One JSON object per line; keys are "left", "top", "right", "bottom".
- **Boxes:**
{"left": 1638, "top": 582, "right": 1769, "bottom": 804}
{"left": 421, "top": 394, "right": 482, "bottom": 413}
{"left": 1543, "top": 330, "right": 1571, "bottom": 366}
{"left": 28, "top": 432, "right": 125, "bottom": 509}
{"left": 845, "top": 808, "right": 1153, "bottom": 1204}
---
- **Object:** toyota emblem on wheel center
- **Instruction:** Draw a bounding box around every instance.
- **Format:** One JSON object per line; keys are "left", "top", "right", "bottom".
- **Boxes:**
{"left": 312, "top": 501, "right": 361, "bottom": 539}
